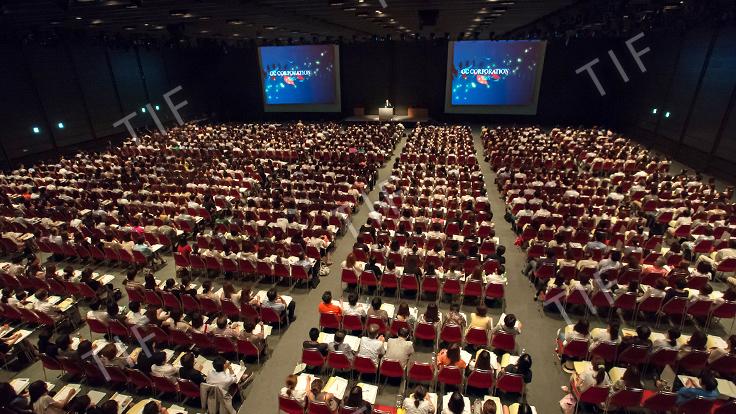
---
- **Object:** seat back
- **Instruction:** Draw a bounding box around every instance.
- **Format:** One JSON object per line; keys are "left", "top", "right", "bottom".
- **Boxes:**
{"left": 589, "top": 341, "right": 617, "bottom": 364}
{"left": 353, "top": 355, "right": 377, "bottom": 374}
{"left": 278, "top": 395, "right": 306, "bottom": 414}
{"left": 679, "top": 396, "right": 715, "bottom": 413}
{"left": 212, "top": 335, "right": 237, "bottom": 354}
{"left": 307, "top": 400, "right": 332, "bottom": 414}
{"left": 465, "top": 327, "right": 489, "bottom": 347}
{"left": 437, "top": 365, "right": 463, "bottom": 386}
{"left": 495, "top": 372, "right": 524, "bottom": 394}
{"left": 319, "top": 312, "right": 341, "bottom": 331}
{"left": 379, "top": 359, "right": 404, "bottom": 379}
{"left": 617, "top": 344, "right": 649, "bottom": 366}
{"left": 491, "top": 331, "right": 516, "bottom": 353}
{"left": 151, "top": 375, "right": 178, "bottom": 394}
{"left": 439, "top": 324, "right": 463, "bottom": 344}
{"left": 408, "top": 361, "right": 434, "bottom": 383}
{"left": 678, "top": 349, "right": 709, "bottom": 374}
{"left": 608, "top": 388, "right": 643, "bottom": 409}
{"left": 562, "top": 339, "right": 589, "bottom": 359}
{"left": 190, "top": 330, "right": 213, "bottom": 350}
{"left": 466, "top": 369, "right": 494, "bottom": 390}
{"left": 641, "top": 391, "right": 677, "bottom": 412}
{"left": 414, "top": 322, "right": 436, "bottom": 341}
{"left": 578, "top": 385, "right": 609, "bottom": 404}
{"left": 301, "top": 348, "right": 325, "bottom": 368}
{"left": 178, "top": 379, "right": 201, "bottom": 399}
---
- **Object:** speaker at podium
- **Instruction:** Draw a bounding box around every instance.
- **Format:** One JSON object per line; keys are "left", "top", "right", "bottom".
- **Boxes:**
{"left": 379, "top": 99, "right": 394, "bottom": 121}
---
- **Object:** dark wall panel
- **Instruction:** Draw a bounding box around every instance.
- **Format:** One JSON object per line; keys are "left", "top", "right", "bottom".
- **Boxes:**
{"left": 25, "top": 43, "right": 92, "bottom": 146}
{"left": 69, "top": 43, "right": 122, "bottom": 138}
{"left": 0, "top": 42, "right": 54, "bottom": 158}
{"left": 108, "top": 48, "right": 148, "bottom": 129}
{"left": 717, "top": 99, "right": 736, "bottom": 163}
{"left": 682, "top": 27, "right": 736, "bottom": 149}
{"left": 658, "top": 28, "right": 713, "bottom": 141}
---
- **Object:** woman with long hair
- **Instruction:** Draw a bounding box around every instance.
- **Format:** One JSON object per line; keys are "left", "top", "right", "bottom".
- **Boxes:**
{"left": 402, "top": 385, "right": 435, "bottom": 414}
{"left": 279, "top": 374, "right": 307, "bottom": 406}
{"left": 344, "top": 385, "right": 371, "bottom": 413}
{"left": 419, "top": 303, "right": 441, "bottom": 326}
{"left": 29, "top": 380, "right": 76, "bottom": 414}
{"left": 437, "top": 343, "right": 466, "bottom": 369}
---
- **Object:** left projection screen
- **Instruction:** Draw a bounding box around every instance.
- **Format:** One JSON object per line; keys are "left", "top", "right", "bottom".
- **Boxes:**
{"left": 258, "top": 44, "right": 341, "bottom": 112}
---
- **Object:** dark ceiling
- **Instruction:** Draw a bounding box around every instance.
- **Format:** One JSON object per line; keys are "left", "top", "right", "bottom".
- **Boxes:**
{"left": 0, "top": 0, "right": 576, "bottom": 41}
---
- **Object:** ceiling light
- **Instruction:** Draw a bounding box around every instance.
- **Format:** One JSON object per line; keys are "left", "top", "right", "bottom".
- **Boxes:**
{"left": 170, "top": 10, "right": 187, "bottom": 17}
{"left": 200, "top": 30, "right": 209, "bottom": 33}
{"left": 75, "top": 16, "right": 83, "bottom": 20}
{"left": 264, "top": 25, "right": 276, "bottom": 30}
{"left": 328, "top": 0, "right": 345, "bottom": 5}
{"left": 123, "top": 25, "right": 135, "bottom": 30}
{"left": 153, "top": 25, "right": 165, "bottom": 30}
{"left": 90, "top": 19, "right": 103, "bottom": 25}
{"left": 227, "top": 19, "right": 243, "bottom": 25}
{"left": 343, "top": 6, "right": 356, "bottom": 11}
{"left": 199, "top": 16, "right": 211, "bottom": 20}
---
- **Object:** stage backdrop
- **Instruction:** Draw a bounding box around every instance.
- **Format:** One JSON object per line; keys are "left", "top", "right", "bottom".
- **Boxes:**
{"left": 258, "top": 44, "right": 341, "bottom": 112}
{"left": 444, "top": 40, "right": 547, "bottom": 115}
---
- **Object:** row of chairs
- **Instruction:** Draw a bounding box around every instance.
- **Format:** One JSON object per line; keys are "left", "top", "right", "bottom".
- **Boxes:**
{"left": 85, "top": 319, "right": 264, "bottom": 363}
{"left": 37, "top": 240, "right": 155, "bottom": 267}
{"left": 560, "top": 339, "right": 735, "bottom": 377}
{"left": 318, "top": 314, "right": 517, "bottom": 353}
{"left": 301, "top": 350, "right": 525, "bottom": 398}
{"left": 279, "top": 395, "right": 397, "bottom": 414}
{"left": 0, "top": 272, "right": 99, "bottom": 300}
{"left": 39, "top": 354, "right": 204, "bottom": 402}
{"left": 0, "top": 303, "right": 59, "bottom": 327}
{"left": 173, "top": 252, "right": 311, "bottom": 286}
{"left": 342, "top": 270, "right": 505, "bottom": 304}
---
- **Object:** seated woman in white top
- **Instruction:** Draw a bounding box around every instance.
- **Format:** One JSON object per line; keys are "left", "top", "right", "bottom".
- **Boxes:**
{"left": 708, "top": 334, "right": 736, "bottom": 364}
{"left": 402, "top": 385, "right": 436, "bottom": 414}
{"left": 637, "top": 278, "right": 667, "bottom": 303}
{"left": 491, "top": 313, "right": 522, "bottom": 335}
{"left": 220, "top": 282, "right": 242, "bottom": 303}
{"left": 571, "top": 356, "right": 611, "bottom": 394}
{"left": 149, "top": 351, "right": 178, "bottom": 379}
{"left": 487, "top": 265, "right": 508, "bottom": 285}
{"left": 162, "top": 310, "right": 192, "bottom": 332}
{"left": 589, "top": 321, "right": 621, "bottom": 351}
{"left": 280, "top": 374, "right": 307, "bottom": 406}
{"left": 559, "top": 319, "right": 591, "bottom": 345}
{"left": 342, "top": 292, "right": 366, "bottom": 317}
{"left": 198, "top": 280, "right": 221, "bottom": 306}
{"left": 652, "top": 328, "right": 682, "bottom": 352}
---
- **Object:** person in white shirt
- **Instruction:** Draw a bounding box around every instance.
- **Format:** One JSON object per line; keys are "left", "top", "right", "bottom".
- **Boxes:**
{"left": 125, "top": 301, "right": 149, "bottom": 327}
{"left": 280, "top": 374, "right": 307, "bottom": 406}
{"left": 32, "top": 290, "right": 61, "bottom": 321}
{"left": 207, "top": 356, "right": 248, "bottom": 395}
{"left": 150, "top": 351, "right": 177, "bottom": 379}
{"left": 357, "top": 323, "right": 385, "bottom": 367}
{"left": 342, "top": 292, "right": 366, "bottom": 317}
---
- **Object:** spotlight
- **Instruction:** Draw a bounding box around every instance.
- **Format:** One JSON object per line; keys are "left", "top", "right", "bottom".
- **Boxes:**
{"left": 141, "top": 107, "right": 147, "bottom": 113}
{"left": 664, "top": 111, "right": 671, "bottom": 118}
{"left": 155, "top": 105, "right": 160, "bottom": 110}
{"left": 32, "top": 126, "right": 41, "bottom": 134}
{"left": 57, "top": 122, "right": 65, "bottom": 129}
{"left": 652, "top": 108, "right": 657, "bottom": 114}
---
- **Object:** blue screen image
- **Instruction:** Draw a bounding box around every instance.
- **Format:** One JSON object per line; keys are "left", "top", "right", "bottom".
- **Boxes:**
{"left": 450, "top": 40, "right": 543, "bottom": 106}
{"left": 260, "top": 45, "right": 337, "bottom": 105}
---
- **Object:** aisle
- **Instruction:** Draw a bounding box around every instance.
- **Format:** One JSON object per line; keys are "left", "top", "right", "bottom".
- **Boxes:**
{"left": 471, "top": 127, "right": 569, "bottom": 409}
{"left": 239, "top": 131, "right": 410, "bottom": 414}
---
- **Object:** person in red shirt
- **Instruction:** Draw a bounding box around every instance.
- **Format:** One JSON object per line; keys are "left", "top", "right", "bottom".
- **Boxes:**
{"left": 318, "top": 291, "right": 343, "bottom": 320}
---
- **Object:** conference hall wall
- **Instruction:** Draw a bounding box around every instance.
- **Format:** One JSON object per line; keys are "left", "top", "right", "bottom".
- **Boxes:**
{"left": 1, "top": 25, "right": 734, "bottom": 181}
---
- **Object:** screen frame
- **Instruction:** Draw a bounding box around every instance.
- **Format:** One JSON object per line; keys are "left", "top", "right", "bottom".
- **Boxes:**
{"left": 258, "top": 44, "right": 342, "bottom": 113}
{"left": 444, "top": 40, "right": 547, "bottom": 115}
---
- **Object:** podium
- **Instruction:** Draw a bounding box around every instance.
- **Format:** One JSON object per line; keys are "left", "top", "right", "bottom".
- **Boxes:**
{"left": 378, "top": 107, "right": 394, "bottom": 121}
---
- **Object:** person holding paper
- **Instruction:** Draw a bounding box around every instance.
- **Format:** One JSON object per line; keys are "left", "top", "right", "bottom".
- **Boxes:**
{"left": 437, "top": 343, "right": 466, "bottom": 369}
{"left": 29, "top": 380, "right": 75, "bottom": 414}
{"left": 502, "top": 353, "right": 533, "bottom": 384}
{"left": 676, "top": 372, "right": 719, "bottom": 405}
{"left": 327, "top": 330, "right": 355, "bottom": 361}
{"left": 179, "top": 352, "right": 206, "bottom": 385}
{"left": 306, "top": 378, "right": 338, "bottom": 414}
{"left": 402, "top": 385, "right": 435, "bottom": 414}
{"left": 280, "top": 374, "right": 306, "bottom": 407}
{"left": 385, "top": 327, "right": 414, "bottom": 368}
{"left": 357, "top": 324, "right": 385, "bottom": 366}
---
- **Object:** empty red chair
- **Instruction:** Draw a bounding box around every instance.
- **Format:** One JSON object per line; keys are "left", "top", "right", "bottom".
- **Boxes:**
{"left": 39, "top": 353, "right": 63, "bottom": 380}
{"left": 160, "top": 291, "right": 181, "bottom": 310}
{"left": 679, "top": 397, "right": 714, "bottom": 412}
{"left": 560, "top": 339, "right": 589, "bottom": 360}
{"left": 343, "top": 314, "right": 364, "bottom": 333}
{"left": 302, "top": 348, "right": 325, "bottom": 369}
{"left": 491, "top": 331, "right": 516, "bottom": 353}
{"left": 442, "top": 279, "right": 462, "bottom": 297}
{"left": 82, "top": 361, "right": 106, "bottom": 384}
{"left": 463, "top": 280, "right": 483, "bottom": 301}
{"left": 58, "top": 357, "right": 83, "bottom": 379}
{"left": 143, "top": 290, "right": 162, "bottom": 307}
{"left": 199, "top": 296, "right": 220, "bottom": 314}
{"left": 86, "top": 318, "right": 108, "bottom": 337}
{"left": 420, "top": 276, "right": 440, "bottom": 299}
{"left": 400, "top": 274, "right": 419, "bottom": 297}
{"left": 212, "top": 335, "right": 237, "bottom": 355}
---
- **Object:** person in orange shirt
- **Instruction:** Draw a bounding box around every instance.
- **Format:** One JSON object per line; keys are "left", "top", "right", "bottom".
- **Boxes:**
{"left": 436, "top": 343, "right": 467, "bottom": 369}
{"left": 318, "top": 291, "right": 343, "bottom": 320}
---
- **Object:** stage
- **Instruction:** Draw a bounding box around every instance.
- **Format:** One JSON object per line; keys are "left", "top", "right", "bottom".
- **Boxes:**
{"left": 343, "top": 114, "right": 430, "bottom": 123}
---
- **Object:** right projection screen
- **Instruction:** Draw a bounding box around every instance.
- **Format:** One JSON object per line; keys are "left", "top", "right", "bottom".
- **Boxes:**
{"left": 445, "top": 40, "right": 547, "bottom": 115}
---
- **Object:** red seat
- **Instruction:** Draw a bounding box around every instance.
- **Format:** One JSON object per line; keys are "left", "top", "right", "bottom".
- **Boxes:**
{"left": 342, "top": 314, "right": 364, "bottom": 333}
{"left": 400, "top": 274, "right": 419, "bottom": 296}
{"left": 126, "top": 287, "right": 145, "bottom": 303}
{"left": 709, "top": 353, "right": 736, "bottom": 377}
{"left": 466, "top": 369, "right": 494, "bottom": 392}
{"left": 302, "top": 348, "right": 325, "bottom": 369}
{"left": 714, "top": 401, "right": 736, "bottom": 414}
{"left": 307, "top": 401, "right": 332, "bottom": 414}
{"left": 463, "top": 280, "right": 483, "bottom": 300}
{"left": 125, "top": 368, "right": 153, "bottom": 392}
{"left": 408, "top": 361, "right": 434, "bottom": 385}
{"left": 86, "top": 318, "right": 108, "bottom": 336}
{"left": 327, "top": 351, "right": 352, "bottom": 373}
{"left": 160, "top": 291, "right": 181, "bottom": 310}
{"left": 151, "top": 375, "right": 178, "bottom": 395}
{"left": 319, "top": 312, "right": 341, "bottom": 331}
{"left": 495, "top": 372, "right": 524, "bottom": 395}
{"left": 589, "top": 341, "right": 617, "bottom": 364}
{"left": 649, "top": 349, "right": 679, "bottom": 370}
{"left": 58, "top": 356, "right": 83, "bottom": 379}
{"left": 560, "top": 339, "right": 589, "bottom": 360}
{"left": 678, "top": 350, "right": 709, "bottom": 375}
{"left": 465, "top": 327, "right": 489, "bottom": 347}
{"left": 199, "top": 297, "right": 220, "bottom": 314}
{"left": 353, "top": 355, "right": 378, "bottom": 377}
{"left": 379, "top": 272, "right": 399, "bottom": 294}
{"left": 169, "top": 329, "right": 191, "bottom": 347}
{"left": 181, "top": 294, "right": 200, "bottom": 313}
{"left": 641, "top": 391, "right": 677, "bottom": 412}
{"left": 491, "top": 331, "right": 516, "bottom": 353}
{"left": 237, "top": 338, "right": 263, "bottom": 364}
{"left": 484, "top": 283, "right": 504, "bottom": 301}
{"left": 103, "top": 365, "right": 127, "bottom": 386}
{"left": 390, "top": 319, "right": 412, "bottom": 338}
{"left": 278, "top": 395, "right": 306, "bottom": 414}
{"left": 575, "top": 385, "right": 609, "bottom": 408}
{"left": 679, "top": 397, "right": 714, "bottom": 413}
{"left": 442, "top": 279, "right": 462, "bottom": 296}
{"left": 107, "top": 320, "right": 131, "bottom": 339}
{"left": 437, "top": 365, "right": 463, "bottom": 387}
{"left": 414, "top": 322, "right": 437, "bottom": 343}
{"left": 439, "top": 324, "right": 463, "bottom": 344}
{"left": 212, "top": 335, "right": 237, "bottom": 355}
{"left": 178, "top": 379, "right": 201, "bottom": 401}
{"left": 420, "top": 276, "right": 440, "bottom": 299}
{"left": 143, "top": 290, "right": 162, "bottom": 307}
{"left": 39, "top": 353, "right": 63, "bottom": 380}
{"left": 379, "top": 359, "right": 404, "bottom": 381}
{"left": 220, "top": 299, "right": 241, "bottom": 319}
{"left": 341, "top": 268, "right": 358, "bottom": 287}
{"left": 190, "top": 330, "right": 213, "bottom": 351}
